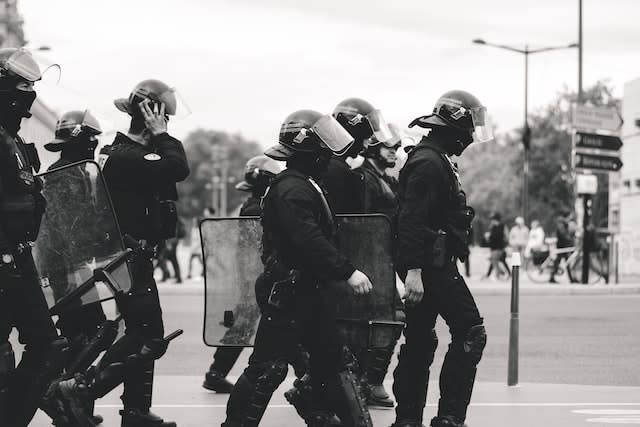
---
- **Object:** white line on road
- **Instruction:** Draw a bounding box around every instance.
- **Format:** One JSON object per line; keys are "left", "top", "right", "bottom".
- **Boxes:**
{"left": 94, "top": 403, "right": 640, "bottom": 409}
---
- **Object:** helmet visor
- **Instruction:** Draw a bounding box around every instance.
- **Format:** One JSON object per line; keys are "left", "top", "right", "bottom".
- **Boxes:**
{"left": 470, "top": 106, "right": 493, "bottom": 143}
{"left": 134, "top": 86, "right": 191, "bottom": 119}
{"left": 1, "top": 48, "right": 60, "bottom": 83}
{"left": 365, "top": 109, "right": 394, "bottom": 142}
{"left": 312, "top": 115, "right": 355, "bottom": 155}
{"left": 80, "top": 110, "right": 102, "bottom": 134}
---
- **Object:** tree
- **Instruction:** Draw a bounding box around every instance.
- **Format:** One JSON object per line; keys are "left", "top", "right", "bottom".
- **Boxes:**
{"left": 177, "top": 129, "right": 262, "bottom": 220}
{"left": 458, "top": 81, "right": 619, "bottom": 239}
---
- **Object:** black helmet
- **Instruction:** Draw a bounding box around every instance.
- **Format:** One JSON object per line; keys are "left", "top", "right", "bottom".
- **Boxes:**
{"left": 45, "top": 110, "right": 102, "bottom": 152}
{"left": 265, "top": 109, "right": 354, "bottom": 161}
{"left": 235, "top": 155, "right": 282, "bottom": 191}
{"left": 114, "top": 79, "right": 186, "bottom": 117}
{"left": 361, "top": 123, "right": 401, "bottom": 158}
{"left": 333, "top": 97, "right": 393, "bottom": 142}
{"left": 409, "top": 90, "right": 493, "bottom": 143}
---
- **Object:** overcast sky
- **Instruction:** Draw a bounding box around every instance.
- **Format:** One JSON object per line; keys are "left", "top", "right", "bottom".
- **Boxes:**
{"left": 20, "top": 0, "right": 640, "bottom": 146}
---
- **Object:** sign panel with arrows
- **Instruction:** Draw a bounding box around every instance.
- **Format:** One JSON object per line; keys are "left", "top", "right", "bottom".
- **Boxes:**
{"left": 575, "top": 132, "right": 623, "bottom": 152}
{"left": 575, "top": 153, "right": 623, "bottom": 172}
{"left": 572, "top": 104, "right": 623, "bottom": 132}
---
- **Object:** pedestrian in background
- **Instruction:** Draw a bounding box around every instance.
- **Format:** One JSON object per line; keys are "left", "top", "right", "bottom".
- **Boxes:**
{"left": 187, "top": 206, "right": 214, "bottom": 279}
{"left": 509, "top": 216, "right": 529, "bottom": 257}
{"left": 484, "top": 212, "right": 510, "bottom": 279}
{"left": 525, "top": 219, "right": 546, "bottom": 258}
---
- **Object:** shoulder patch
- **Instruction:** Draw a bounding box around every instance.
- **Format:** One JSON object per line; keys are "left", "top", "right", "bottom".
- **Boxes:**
{"left": 144, "top": 153, "right": 162, "bottom": 161}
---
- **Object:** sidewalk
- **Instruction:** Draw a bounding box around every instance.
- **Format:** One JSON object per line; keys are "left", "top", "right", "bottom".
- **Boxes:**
{"left": 156, "top": 276, "right": 640, "bottom": 296}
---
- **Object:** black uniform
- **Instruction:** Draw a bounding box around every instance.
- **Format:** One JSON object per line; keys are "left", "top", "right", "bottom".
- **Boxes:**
{"left": 224, "top": 168, "right": 370, "bottom": 427}
{"left": 96, "top": 131, "right": 188, "bottom": 413}
{"left": 41, "top": 157, "right": 107, "bottom": 355}
{"left": 359, "top": 159, "right": 399, "bottom": 220}
{"left": 323, "top": 156, "right": 364, "bottom": 214}
{"left": 393, "top": 136, "right": 486, "bottom": 425}
{"left": 0, "top": 128, "right": 64, "bottom": 426}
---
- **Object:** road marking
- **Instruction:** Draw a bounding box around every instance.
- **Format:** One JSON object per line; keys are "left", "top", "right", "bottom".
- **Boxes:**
{"left": 574, "top": 410, "right": 640, "bottom": 415}
{"left": 94, "top": 403, "right": 640, "bottom": 409}
{"left": 585, "top": 418, "right": 640, "bottom": 424}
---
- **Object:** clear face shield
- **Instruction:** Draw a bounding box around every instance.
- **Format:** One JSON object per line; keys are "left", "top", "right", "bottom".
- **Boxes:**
{"left": 134, "top": 86, "right": 191, "bottom": 120}
{"left": 470, "top": 106, "right": 493, "bottom": 143}
{"left": 312, "top": 115, "right": 355, "bottom": 156}
{"left": 0, "top": 48, "right": 61, "bottom": 85}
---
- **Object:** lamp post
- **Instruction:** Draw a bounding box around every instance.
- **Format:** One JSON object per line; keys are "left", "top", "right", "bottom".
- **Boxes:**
{"left": 472, "top": 39, "right": 578, "bottom": 224}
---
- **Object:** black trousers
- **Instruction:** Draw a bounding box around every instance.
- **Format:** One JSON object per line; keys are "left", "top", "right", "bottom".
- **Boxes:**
{"left": 0, "top": 250, "right": 59, "bottom": 426}
{"left": 97, "top": 254, "right": 165, "bottom": 410}
{"left": 393, "top": 261, "right": 484, "bottom": 423}
{"left": 225, "top": 283, "right": 344, "bottom": 425}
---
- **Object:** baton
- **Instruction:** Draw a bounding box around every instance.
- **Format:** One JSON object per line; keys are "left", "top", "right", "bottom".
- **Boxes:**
{"left": 163, "top": 329, "right": 184, "bottom": 342}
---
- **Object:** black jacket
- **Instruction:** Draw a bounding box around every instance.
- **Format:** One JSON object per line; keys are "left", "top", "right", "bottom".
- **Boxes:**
{"left": 356, "top": 159, "right": 399, "bottom": 222}
{"left": 239, "top": 195, "right": 261, "bottom": 217}
{"left": 322, "top": 156, "right": 364, "bottom": 214}
{"left": 0, "top": 127, "right": 44, "bottom": 250}
{"left": 397, "top": 136, "right": 472, "bottom": 271}
{"left": 99, "top": 132, "right": 189, "bottom": 241}
{"left": 261, "top": 168, "right": 355, "bottom": 282}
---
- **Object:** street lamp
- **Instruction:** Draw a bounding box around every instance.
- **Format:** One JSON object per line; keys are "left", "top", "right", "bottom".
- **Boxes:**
{"left": 472, "top": 38, "right": 578, "bottom": 223}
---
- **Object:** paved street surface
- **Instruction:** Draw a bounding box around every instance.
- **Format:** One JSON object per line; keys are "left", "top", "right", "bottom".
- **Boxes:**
{"left": 26, "top": 279, "right": 640, "bottom": 426}
{"left": 23, "top": 245, "right": 640, "bottom": 426}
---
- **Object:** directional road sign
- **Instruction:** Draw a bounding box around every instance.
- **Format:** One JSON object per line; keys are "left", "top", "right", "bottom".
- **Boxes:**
{"left": 575, "top": 132, "right": 623, "bottom": 152}
{"left": 575, "top": 153, "right": 623, "bottom": 172}
{"left": 572, "top": 104, "right": 623, "bottom": 132}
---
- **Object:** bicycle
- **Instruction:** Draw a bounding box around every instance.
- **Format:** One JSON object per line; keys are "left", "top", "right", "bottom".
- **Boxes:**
{"left": 525, "top": 245, "right": 608, "bottom": 284}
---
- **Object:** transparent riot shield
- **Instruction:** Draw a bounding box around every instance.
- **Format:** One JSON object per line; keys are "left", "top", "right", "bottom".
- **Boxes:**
{"left": 330, "top": 214, "right": 398, "bottom": 350}
{"left": 202, "top": 215, "right": 398, "bottom": 348}
{"left": 33, "top": 160, "right": 132, "bottom": 312}
{"left": 201, "top": 217, "right": 263, "bottom": 347}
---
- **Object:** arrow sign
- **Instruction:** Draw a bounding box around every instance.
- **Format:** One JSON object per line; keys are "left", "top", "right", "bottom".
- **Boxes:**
{"left": 573, "top": 104, "right": 623, "bottom": 132}
{"left": 575, "top": 153, "right": 623, "bottom": 172}
{"left": 575, "top": 132, "right": 623, "bottom": 151}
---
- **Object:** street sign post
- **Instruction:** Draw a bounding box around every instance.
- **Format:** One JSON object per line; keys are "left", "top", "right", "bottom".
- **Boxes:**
{"left": 575, "top": 132, "right": 623, "bottom": 152}
{"left": 572, "top": 104, "right": 623, "bottom": 285}
{"left": 572, "top": 104, "right": 623, "bottom": 132}
{"left": 574, "top": 152, "right": 623, "bottom": 172}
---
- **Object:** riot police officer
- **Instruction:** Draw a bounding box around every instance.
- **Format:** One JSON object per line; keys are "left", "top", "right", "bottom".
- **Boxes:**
{"left": 325, "top": 97, "right": 393, "bottom": 213}
{"left": 354, "top": 129, "right": 403, "bottom": 408}
{"left": 0, "top": 47, "right": 69, "bottom": 427}
{"left": 222, "top": 110, "right": 374, "bottom": 427}
{"left": 41, "top": 110, "right": 107, "bottom": 425}
{"left": 54, "top": 79, "right": 190, "bottom": 427}
{"left": 203, "top": 154, "right": 282, "bottom": 393}
{"left": 392, "top": 90, "right": 492, "bottom": 427}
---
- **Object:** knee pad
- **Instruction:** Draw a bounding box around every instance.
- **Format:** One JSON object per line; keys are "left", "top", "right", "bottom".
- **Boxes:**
{"left": 462, "top": 324, "right": 486, "bottom": 366}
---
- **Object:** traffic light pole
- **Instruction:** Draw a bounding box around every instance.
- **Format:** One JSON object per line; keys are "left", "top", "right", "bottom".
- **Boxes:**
{"left": 523, "top": 48, "right": 529, "bottom": 223}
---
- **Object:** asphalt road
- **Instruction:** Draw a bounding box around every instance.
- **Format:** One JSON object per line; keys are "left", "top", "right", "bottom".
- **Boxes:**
{"left": 152, "top": 290, "right": 640, "bottom": 387}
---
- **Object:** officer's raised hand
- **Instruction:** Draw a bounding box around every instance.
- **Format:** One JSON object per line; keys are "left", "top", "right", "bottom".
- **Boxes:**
{"left": 141, "top": 100, "right": 167, "bottom": 136}
{"left": 347, "top": 269, "right": 373, "bottom": 296}
{"left": 403, "top": 268, "right": 424, "bottom": 306}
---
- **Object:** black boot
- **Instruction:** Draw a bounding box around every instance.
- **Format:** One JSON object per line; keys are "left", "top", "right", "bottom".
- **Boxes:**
{"left": 203, "top": 369, "right": 235, "bottom": 393}
{"left": 430, "top": 415, "right": 467, "bottom": 427}
{"left": 121, "top": 361, "right": 176, "bottom": 427}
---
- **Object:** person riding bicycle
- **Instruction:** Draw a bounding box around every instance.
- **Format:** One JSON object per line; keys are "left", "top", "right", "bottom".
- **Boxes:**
{"left": 549, "top": 212, "right": 575, "bottom": 283}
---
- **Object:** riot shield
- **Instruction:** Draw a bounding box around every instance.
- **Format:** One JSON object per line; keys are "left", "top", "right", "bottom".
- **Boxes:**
{"left": 201, "top": 217, "right": 263, "bottom": 347}
{"left": 33, "top": 160, "right": 132, "bottom": 311}
{"left": 202, "top": 215, "right": 398, "bottom": 348}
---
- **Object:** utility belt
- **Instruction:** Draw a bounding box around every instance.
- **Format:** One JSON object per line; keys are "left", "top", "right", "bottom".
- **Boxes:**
{"left": 263, "top": 254, "right": 302, "bottom": 310}
{"left": 425, "top": 227, "right": 469, "bottom": 268}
